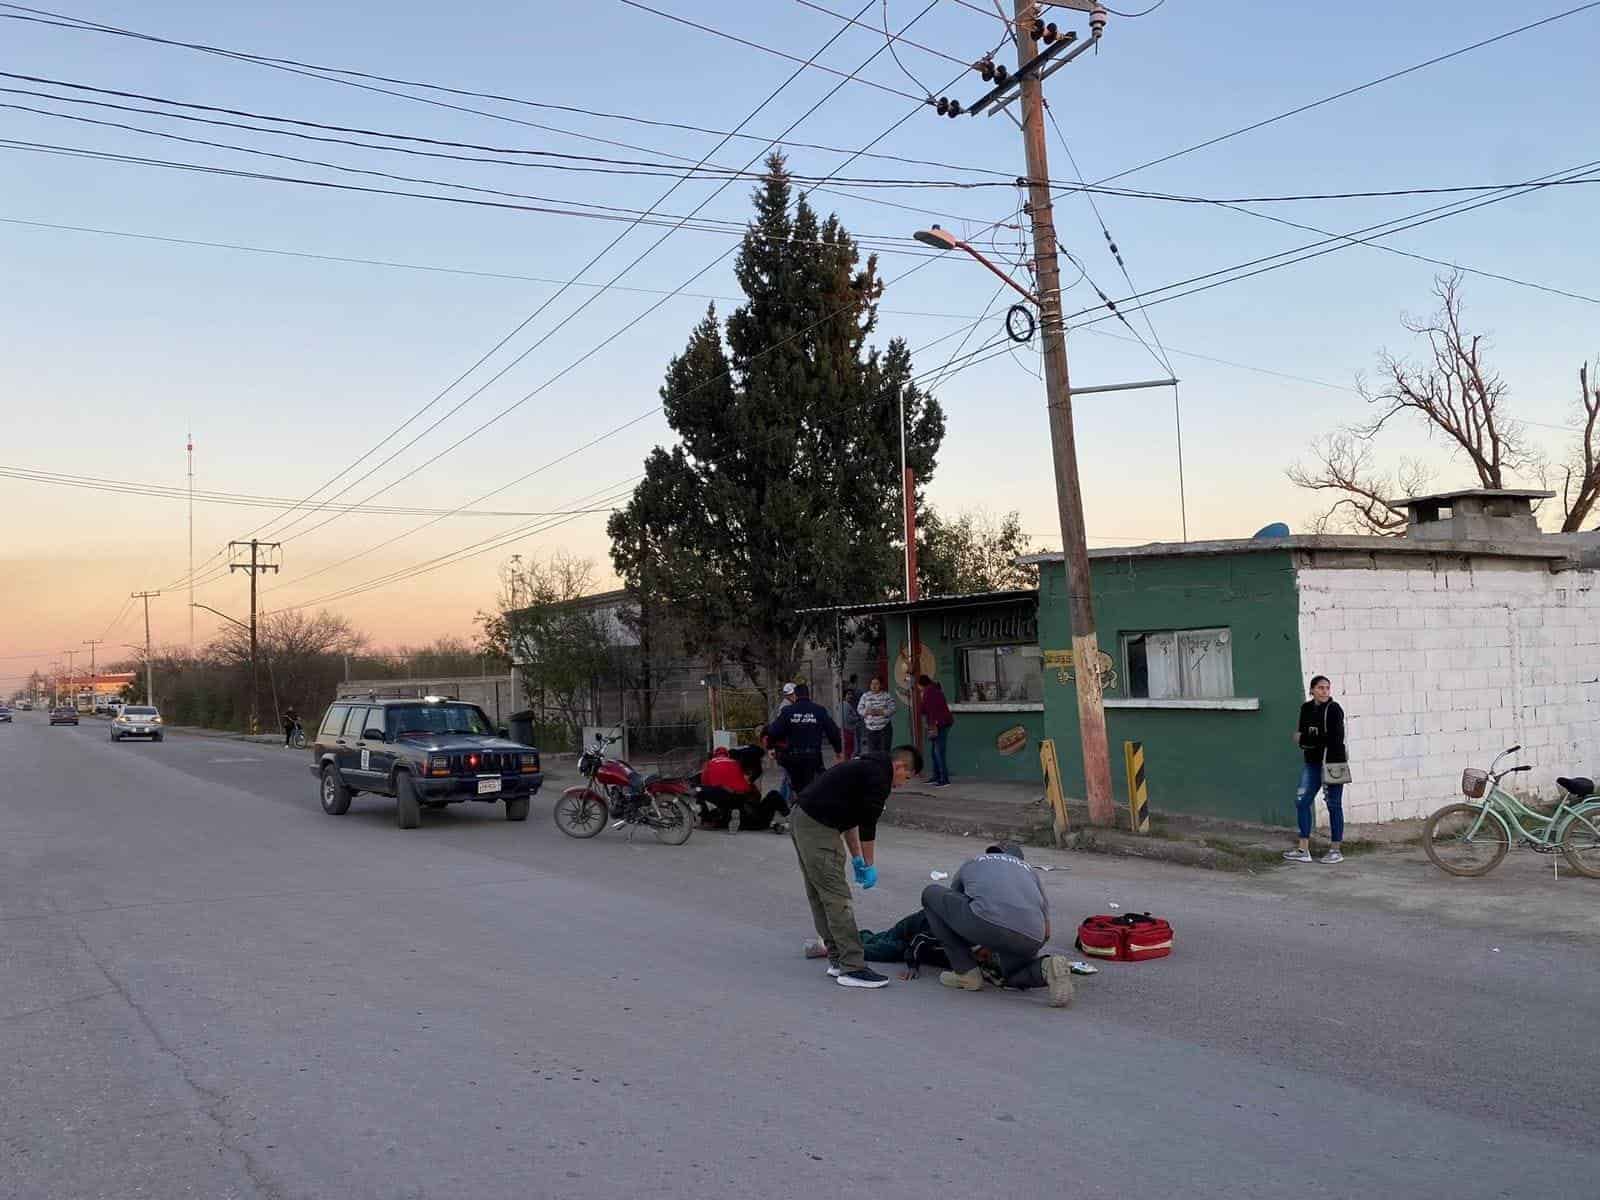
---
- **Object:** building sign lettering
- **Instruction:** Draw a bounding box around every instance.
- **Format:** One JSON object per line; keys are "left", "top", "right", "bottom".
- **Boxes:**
{"left": 937, "top": 607, "right": 1038, "bottom": 644}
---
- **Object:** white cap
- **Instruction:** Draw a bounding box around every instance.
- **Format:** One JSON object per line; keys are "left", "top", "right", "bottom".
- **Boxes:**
{"left": 781, "top": 682, "right": 796, "bottom": 695}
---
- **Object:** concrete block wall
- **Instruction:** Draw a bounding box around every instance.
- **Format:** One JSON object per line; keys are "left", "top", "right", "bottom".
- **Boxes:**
{"left": 1297, "top": 561, "right": 1600, "bottom": 823}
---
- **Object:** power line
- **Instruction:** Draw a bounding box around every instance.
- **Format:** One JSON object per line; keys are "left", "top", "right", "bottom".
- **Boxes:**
{"left": 0, "top": 73, "right": 1015, "bottom": 190}
{"left": 0, "top": 4, "right": 1021, "bottom": 180}
{"left": 269, "top": 324, "right": 1025, "bottom": 614}
{"left": 0, "top": 117, "right": 954, "bottom": 257}
{"left": 1067, "top": 158, "right": 1600, "bottom": 328}
{"left": 616, "top": 0, "right": 926, "bottom": 103}
{"left": 241, "top": 3, "right": 948, "bottom": 560}
{"left": 183, "top": 5, "right": 968, "bottom": 602}
{"left": 1093, "top": 0, "right": 1600, "bottom": 186}
{"left": 0, "top": 464, "right": 616, "bottom": 516}
{"left": 1121, "top": 183, "right": 1600, "bottom": 308}
{"left": 260, "top": 16, "right": 991, "bottom": 600}
{"left": 162, "top": 3, "right": 900, "bottom": 589}
{"left": 0, "top": 214, "right": 997, "bottom": 320}
{"left": 794, "top": 0, "right": 974, "bottom": 68}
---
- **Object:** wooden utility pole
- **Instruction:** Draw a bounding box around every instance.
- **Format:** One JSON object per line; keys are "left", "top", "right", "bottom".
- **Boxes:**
{"left": 131, "top": 591, "right": 161, "bottom": 706}
{"left": 80, "top": 640, "right": 102, "bottom": 684}
{"left": 229, "top": 539, "right": 280, "bottom": 735}
{"left": 1011, "top": 0, "right": 1115, "bottom": 825}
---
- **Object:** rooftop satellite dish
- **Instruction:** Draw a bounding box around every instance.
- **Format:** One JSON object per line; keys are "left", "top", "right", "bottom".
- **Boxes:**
{"left": 1253, "top": 522, "right": 1291, "bottom": 539}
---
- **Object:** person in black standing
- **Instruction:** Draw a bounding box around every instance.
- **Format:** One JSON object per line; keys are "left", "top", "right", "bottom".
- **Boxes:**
{"left": 790, "top": 744, "right": 923, "bottom": 989}
{"left": 1285, "top": 674, "right": 1348, "bottom": 864}
{"left": 763, "top": 683, "right": 841, "bottom": 796}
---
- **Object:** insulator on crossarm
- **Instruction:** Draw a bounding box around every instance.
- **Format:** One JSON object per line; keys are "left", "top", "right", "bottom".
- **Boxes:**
{"left": 979, "top": 59, "right": 995, "bottom": 81}
{"left": 1043, "top": 22, "right": 1059, "bottom": 44}
{"left": 947, "top": 99, "right": 963, "bottom": 117}
{"left": 994, "top": 63, "right": 1008, "bottom": 84}
{"left": 936, "top": 96, "right": 950, "bottom": 116}
{"left": 1030, "top": 17, "right": 1044, "bottom": 39}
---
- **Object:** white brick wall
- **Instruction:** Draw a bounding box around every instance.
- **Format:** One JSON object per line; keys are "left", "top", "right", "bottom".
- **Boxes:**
{"left": 1297, "top": 561, "right": 1600, "bottom": 824}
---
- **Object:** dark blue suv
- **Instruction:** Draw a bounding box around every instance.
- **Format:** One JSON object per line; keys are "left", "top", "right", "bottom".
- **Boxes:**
{"left": 309, "top": 696, "right": 541, "bottom": 829}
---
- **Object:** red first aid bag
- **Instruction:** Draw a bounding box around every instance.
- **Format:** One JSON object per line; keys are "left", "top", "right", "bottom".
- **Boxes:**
{"left": 1075, "top": 912, "right": 1174, "bottom": 962}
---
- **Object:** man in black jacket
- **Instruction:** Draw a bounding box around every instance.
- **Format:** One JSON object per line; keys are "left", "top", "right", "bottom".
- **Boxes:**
{"left": 789, "top": 744, "right": 922, "bottom": 990}
{"left": 763, "top": 683, "right": 842, "bottom": 795}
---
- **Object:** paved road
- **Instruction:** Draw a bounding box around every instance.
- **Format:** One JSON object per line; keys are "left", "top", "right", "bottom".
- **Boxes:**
{"left": 4, "top": 715, "right": 1596, "bottom": 1199}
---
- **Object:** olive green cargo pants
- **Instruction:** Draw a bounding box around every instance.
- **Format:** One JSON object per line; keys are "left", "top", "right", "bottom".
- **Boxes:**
{"left": 790, "top": 806, "right": 864, "bottom": 973}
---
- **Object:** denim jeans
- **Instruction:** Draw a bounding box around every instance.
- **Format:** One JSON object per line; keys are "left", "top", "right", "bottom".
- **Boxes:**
{"left": 1296, "top": 763, "right": 1345, "bottom": 842}
{"left": 929, "top": 725, "right": 950, "bottom": 784}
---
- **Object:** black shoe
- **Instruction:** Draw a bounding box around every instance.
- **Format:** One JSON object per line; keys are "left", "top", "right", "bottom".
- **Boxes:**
{"left": 836, "top": 967, "right": 889, "bottom": 989}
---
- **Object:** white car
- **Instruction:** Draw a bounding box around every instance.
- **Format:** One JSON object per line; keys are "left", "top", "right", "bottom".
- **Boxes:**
{"left": 110, "top": 705, "right": 164, "bottom": 742}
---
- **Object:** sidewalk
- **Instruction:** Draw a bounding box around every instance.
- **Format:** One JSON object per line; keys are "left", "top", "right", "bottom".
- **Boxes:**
{"left": 883, "top": 775, "right": 1410, "bottom": 872}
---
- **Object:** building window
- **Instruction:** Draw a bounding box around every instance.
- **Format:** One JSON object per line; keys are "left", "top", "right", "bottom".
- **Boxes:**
{"left": 960, "top": 644, "right": 1043, "bottom": 703}
{"left": 1122, "top": 629, "right": 1234, "bottom": 700}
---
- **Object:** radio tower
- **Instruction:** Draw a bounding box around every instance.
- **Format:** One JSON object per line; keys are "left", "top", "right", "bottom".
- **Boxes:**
{"left": 187, "top": 428, "right": 195, "bottom": 657}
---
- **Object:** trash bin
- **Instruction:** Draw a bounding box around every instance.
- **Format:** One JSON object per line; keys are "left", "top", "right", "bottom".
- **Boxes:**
{"left": 507, "top": 710, "right": 537, "bottom": 747}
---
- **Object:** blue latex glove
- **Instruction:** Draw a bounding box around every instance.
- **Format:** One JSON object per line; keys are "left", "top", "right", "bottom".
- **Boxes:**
{"left": 852, "top": 856, "right": 877, "bottom": 889}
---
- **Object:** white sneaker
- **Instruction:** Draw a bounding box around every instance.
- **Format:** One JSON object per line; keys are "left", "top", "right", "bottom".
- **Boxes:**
{"left": 826, "top": 963, "right": 842, "bottom": 978}
{"left": 1283, "top": 848, "right": 1313, "bottom": 863}
{"left": 1318, "top": 850, "right": 1345, "bottom": 864}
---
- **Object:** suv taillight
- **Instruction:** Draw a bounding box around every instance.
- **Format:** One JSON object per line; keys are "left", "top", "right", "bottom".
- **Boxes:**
{"left": 427, "top": 755, "right": 452, "bottom": 777}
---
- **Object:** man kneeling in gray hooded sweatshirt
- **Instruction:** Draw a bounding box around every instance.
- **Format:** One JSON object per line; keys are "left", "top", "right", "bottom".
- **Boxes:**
{"left": 920, "top": 842, "right": 1073, "bottom": 1007}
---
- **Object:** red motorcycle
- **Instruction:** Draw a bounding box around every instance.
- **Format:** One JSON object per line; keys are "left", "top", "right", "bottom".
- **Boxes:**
{"left": 554, "top": 732, "right": 696, "bottom": 845}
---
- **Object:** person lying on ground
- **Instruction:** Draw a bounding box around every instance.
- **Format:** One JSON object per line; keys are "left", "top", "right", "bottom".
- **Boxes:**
{"left": 920, "top": 842, "right": 1074, "bottom": 1008}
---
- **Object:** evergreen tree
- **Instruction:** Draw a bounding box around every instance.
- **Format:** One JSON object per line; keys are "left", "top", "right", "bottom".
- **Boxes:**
{"left": 609, "top": 156, "right": 943, "bottom": 691}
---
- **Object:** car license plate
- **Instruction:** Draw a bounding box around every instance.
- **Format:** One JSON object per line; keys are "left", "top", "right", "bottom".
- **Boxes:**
{"left": 477, "top": 777, "right": 502, "bottom": 795}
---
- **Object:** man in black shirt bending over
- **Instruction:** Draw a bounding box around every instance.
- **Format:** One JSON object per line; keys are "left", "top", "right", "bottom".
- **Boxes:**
{"left": 790, "top": 744, "right": 922, "bottom": 989}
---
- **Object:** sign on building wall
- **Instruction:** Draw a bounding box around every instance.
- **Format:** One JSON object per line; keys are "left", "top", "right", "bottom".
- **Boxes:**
{"left": 995, "top": 724, "right": 1030, "bottom": 756}
{"left": 937, "top": 608, "right": 1038, "bottom": 644}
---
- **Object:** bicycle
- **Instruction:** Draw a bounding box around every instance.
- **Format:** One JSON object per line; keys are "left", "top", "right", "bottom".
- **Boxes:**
{"left": 285, "top": 720, "right": 306, "bottom": 750}
{"left": 1423, "top": 744, "right": 1600, "bottom": 878}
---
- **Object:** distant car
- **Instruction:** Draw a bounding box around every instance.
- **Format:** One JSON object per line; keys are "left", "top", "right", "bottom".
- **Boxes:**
{"left": 308, "top": 696, "right": 541, "bottom": 830}
{"left": 0, "top": 706, "right": 12, "bottom": 723}
{"left": 110, "top": 705, "right": 163, "bottom": 741}
{"left": 17, "top": 700, "right": 32, "bottom": 711}
{"left": 49, "top": 707, "right": 79, "bottom": 726}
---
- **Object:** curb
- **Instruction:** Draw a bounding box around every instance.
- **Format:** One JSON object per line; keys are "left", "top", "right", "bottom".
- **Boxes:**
{"left": 880, "top": 805, "right": 1252, "bottom": 872}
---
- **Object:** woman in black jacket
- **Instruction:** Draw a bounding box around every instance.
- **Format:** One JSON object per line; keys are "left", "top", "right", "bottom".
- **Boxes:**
{"left": 1285, "top": 675, "right": 1348, "bottom": 864}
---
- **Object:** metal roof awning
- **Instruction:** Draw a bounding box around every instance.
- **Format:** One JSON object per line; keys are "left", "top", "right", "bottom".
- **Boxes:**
{"left": 797, "top": 589, "right": 1038, "bottom": 618}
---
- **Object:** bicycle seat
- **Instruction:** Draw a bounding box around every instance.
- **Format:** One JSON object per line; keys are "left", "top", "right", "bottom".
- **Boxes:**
{"left": 1556, "top": 776, "right": 1595, "bottom": 798}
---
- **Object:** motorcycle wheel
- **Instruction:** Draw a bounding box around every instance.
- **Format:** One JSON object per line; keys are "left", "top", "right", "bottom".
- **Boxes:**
{"left": 554, "top": 786, "right": 609, "bottom": 839}
{"left": 649, "top": 796, "right": 695, "bottom": 846}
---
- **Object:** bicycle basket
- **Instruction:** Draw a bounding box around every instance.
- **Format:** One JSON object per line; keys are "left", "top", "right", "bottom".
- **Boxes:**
{"left": 1461, "top": 769, "right": 1489, "bottom": 799}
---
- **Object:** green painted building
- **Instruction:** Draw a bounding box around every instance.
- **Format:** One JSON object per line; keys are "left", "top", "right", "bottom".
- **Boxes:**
{"left": 1033, "top": 547, "right": 1304, "bottom": 826}
{"left": 838, "top": 552, "right": 1304, "bottom": 823}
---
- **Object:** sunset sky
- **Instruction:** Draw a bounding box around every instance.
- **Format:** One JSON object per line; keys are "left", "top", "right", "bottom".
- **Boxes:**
{"left": 3, "top": 0, "right": 1597, "bottom": 690}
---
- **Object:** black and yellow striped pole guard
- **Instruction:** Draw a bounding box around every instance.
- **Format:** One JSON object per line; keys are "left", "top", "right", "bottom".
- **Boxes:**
{"left": 1124, "top": 740, "right": 1149, "bottom": 834}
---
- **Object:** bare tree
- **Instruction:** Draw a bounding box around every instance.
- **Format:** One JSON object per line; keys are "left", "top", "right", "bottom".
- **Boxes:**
{"left": 1287, "top": 434, "right": 1432, "bottom": 535}
{"left": 1288, "top": 274, "right": 1576, "bottom": 533}
{"left": 479, "top": 552, "right": 620, "bottom": 748}
{"left": 1359, "top": 274, "right": 1533, "bottom": 485}
{"left": 1558, "top": 362, "right": 1600, "bottom": 532}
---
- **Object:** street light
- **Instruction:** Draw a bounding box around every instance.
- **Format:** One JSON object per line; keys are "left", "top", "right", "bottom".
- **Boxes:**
{"left": 914, "top": 225, "right": 1039, "bottom": 305}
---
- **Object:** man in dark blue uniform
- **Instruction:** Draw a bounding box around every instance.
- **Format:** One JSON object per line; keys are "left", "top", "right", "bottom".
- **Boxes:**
{"left": 763, "top": 683, "right": 842, "bottom": 795}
